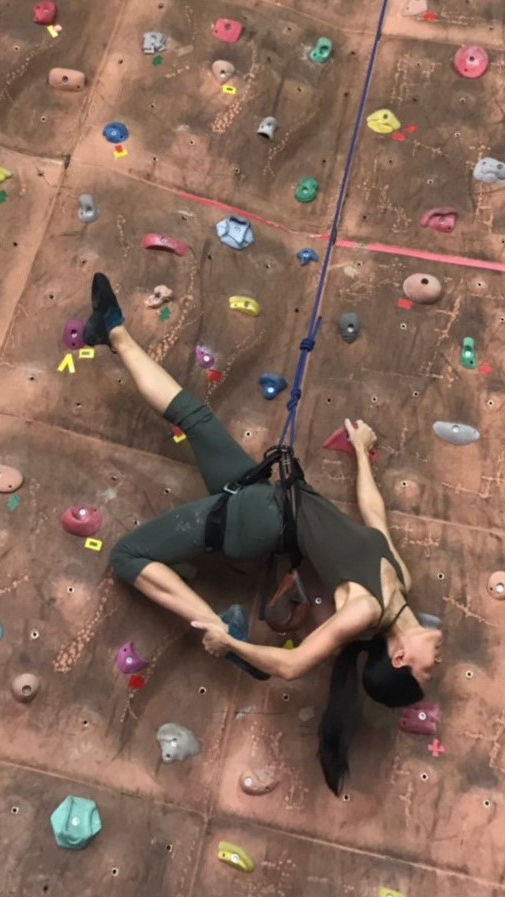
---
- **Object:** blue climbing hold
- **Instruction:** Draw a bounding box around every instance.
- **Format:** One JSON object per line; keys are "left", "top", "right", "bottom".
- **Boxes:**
{"left": 297, "top": 248, "right": 319, "bottom": 266}
{"left": 216, "top": 216, "right": 255, "bottom": 250}
{"left": 260, "top": 374, "right": 288, "bottom": 400}
{"left": 102, "top": 122, "right": 129, "bottom": 144}
{"left": 51, "top": 796, "right": 102, "bottom": 849}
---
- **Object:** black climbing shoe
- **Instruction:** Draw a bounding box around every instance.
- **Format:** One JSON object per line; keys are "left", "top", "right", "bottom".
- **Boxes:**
{"left": 84, "top": 274, "right": 124, "bottom": 347}
{"left": 220, "top": 604, "right": 271, "bottom": 682}
{"left": 91, "top": 273, "right": 119, "bottom": 314}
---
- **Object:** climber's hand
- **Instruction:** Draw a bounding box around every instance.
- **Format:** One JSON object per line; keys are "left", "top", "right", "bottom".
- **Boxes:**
{"left": 191, "top": 620, "right": 231, "bottom": 657}
{"left": 344, "top": 418, "right": 377, "bottom": 452}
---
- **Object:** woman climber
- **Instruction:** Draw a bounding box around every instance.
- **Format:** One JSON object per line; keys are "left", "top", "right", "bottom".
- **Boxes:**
{"left": 84, "top": 273, "right": 443, "bottom": 795}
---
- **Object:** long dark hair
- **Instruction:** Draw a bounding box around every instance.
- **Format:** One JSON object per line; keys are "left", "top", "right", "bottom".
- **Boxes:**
{"left": 318, "top": 638, "right": 424, "bottom": 795}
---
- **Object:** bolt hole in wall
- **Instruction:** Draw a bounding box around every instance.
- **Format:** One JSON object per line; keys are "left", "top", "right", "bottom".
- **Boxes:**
{"left": 282, "top": 693, "right": 290, "bottom": 702}
{"left": 342, "top": 793, "right": 351, "bottom": 802}
{"left": 82, "top": 719, "right": 89, "bottom": 727}
{"left": 465, "top": 670, "right": 474, "bottom": 679}
{"left": 420, "top": 772, "right": 429, "bottom": 782}
{"left": 30, "top": 629, "right": 40, "bottom": 639}
{"left": 11, "top": 805, "right": 19, "bottom": 814}
{"left": 437, "top": 572, "right": 445, "bottom": 580}
{"left": 199, "top": 686, "right": 206, "bottom": 695}
{"left": 166, "top": 842, "right": 173, "bottom": 853}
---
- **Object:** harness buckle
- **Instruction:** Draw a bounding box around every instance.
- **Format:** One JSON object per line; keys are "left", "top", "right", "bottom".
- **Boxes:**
{"left": 224, "top": 481, "right": 240, "bottom": 495}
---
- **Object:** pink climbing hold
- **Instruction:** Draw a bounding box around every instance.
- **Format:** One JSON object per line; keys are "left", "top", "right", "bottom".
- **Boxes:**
{"left": 33, "top": 0, "right": 57, "bottom": 24}
{"left": 213, "top": 18, "right": 243, "bottom": 43}
{"left": 453, "top": 45, "right": 489, "bottom": 80}
{"left": 116, "top": 641, "right": 148, "bottom": 674}
{"left": 63, "top": 319, "right": 85, "bottom": 350}
{"left": 399, "top": 701, "right": 440, "bottom": 735}
{"left": 487, "top": 571, "right": 505, "bottom": 600}
{"left": 420, "top": 207, "right": 457, "bottom": 234}
{"left": 324, "top": 423, "right": 378, "bottom": 464}
{"left": 142, "top": 234, "right": 188, "bottom": 256}
{"left": 61, "top": 506, "right": 102, "bottom": 537}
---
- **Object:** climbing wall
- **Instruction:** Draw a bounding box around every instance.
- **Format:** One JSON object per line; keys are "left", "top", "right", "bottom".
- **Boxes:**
{"left": 1, "top": 0, "right": 505, "bottom": 894}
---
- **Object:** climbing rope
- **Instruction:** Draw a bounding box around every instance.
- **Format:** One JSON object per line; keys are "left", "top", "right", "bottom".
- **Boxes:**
{"left": 280, "top": 0, "right": 391, "bottom": 448}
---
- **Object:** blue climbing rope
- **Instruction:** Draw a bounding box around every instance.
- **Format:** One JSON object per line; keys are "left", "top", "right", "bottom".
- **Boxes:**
{"left": 280, "top": 0, "right": 390, "bottom": 447}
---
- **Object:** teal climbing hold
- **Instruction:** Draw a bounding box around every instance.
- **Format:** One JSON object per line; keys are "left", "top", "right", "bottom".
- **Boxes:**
{"left": 295, "top": 178, "right": 319, "bottom": 203}
{"left": 461, "top": 337, "right": 477, "bottom": 369}
{"left": 309, "top": 37, "right": 333, "bottom": 64}
{"left": 51, "top": 796, "right": 102, "bottom": 849}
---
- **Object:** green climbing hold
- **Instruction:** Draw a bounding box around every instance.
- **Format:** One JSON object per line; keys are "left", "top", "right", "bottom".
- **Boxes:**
{"left": 152, "top": 55, "right": 163, "bottom": 66}
{"left": 309, "top": 37, "right": 333, "bottom": 64}
{"left": 159, "top": 306, "right": 171, "bottom": 321}
{"left": 295, "top": 178, "right": 319, "bottom": 203}
{"left": 0, "top": 191, "right": 7, "bottom": 204}
{"left": 461, "top": 336, "right": 477, "bottom": 369}
{"left": 51, "top": 796, "right": 102, "bottom": 850}
{"left": 7, "top": 494, "right": 20, "bottom": 511}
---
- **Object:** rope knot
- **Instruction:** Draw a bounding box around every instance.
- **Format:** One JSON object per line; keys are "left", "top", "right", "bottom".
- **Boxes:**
{"left": 287, "top": 388, "right": 302, "bottom": 411}
{"left": 299, "top": 337, "right": 315, "bottom": 352}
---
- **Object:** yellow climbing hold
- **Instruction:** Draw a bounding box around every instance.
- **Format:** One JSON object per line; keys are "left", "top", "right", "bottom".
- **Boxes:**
{"left": 282, "top": 639, "right": 295, "bottom": 650}
{"left": 0, "top": 166, "right": 12, "bottom": 183}
{"left": 366, "top": 108, "right": 401, "bottom": 134}
{"left": 57, "top": 353, "right": 76, "bottom": 374}
{"left": 228, "top": 296, "right": 261, "bottom": 317}
{"left": 217, "top": 841, "right": 255, "bottom": 873}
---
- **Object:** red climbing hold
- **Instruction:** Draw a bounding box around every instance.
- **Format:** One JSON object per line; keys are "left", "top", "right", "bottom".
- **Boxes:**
{"left": 206, "top": 370, "right": 223, "bottom": 383}
{"left": 33, "top": 0, "right": 57, "bottom": 24}
{"left": 453, "top": 45, "right": 489, "bottom": 79}
{"left": 61, "top": 507, "right": 102, "bottom": 537}
{"left": 324, "top": 423, "right": 378, "bottom": 464}
{"left": 420, "top": 207, "right": 457, "bottom": 234}
{"left": 142, "top": 234, "right": 188, "bottom": 256}
{"left": 399, "top": 701, "right": 440, "bottom": 735}
{"left": 213, "top": 18, "right": 243, "bottom": 43}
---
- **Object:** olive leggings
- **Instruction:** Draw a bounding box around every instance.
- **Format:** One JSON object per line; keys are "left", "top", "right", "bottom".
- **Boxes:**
{"left": 110, "top": 391, "right": 284, "bottom": 584}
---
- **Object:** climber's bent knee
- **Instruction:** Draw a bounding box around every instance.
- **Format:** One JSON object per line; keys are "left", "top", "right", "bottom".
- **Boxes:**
{"left": 110, "top": 536, "right": 151, "bottom": 586}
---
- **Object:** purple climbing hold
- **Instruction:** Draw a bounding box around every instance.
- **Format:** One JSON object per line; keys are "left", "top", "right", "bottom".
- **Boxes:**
{"left": 116, "top": 641, "right": 148, "bottom": 674}
{"left": 259, "top": 374, "right": 287, "bottom": 400}
{"left": 195, "top": 344, "right": 215, "bottom": 369}
{"left": 63, "top": 319, "right": 85, "bottom": 350}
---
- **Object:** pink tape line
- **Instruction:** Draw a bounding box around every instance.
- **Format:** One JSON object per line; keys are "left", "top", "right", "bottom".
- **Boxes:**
{"left": 175, "top": 189, "right": 505, "bottom": 273}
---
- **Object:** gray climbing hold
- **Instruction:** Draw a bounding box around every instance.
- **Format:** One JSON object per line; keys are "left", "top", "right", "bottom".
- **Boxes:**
{"left": 78, "top": 194, "right": 99, "bottom": 223}
{"left": 143, "top": 31, "right": 166, "bottom": 54}
{"left": 432, "top": 421, "right": 480, "bottom": 445}
{"left": 417, "top": 613, "right": 441, "bottom": 629}
{"left": 473, "top": 157, "right": 505, "bottom": 185}
{"left": 338, "top": 312, "right": 360, "bottom": 343}
{"left": 257, "top": 117, "right": 279, "bottom": 140}
{"left": 156, "top": 723, "right": 200, "bottom": 763}
{"left": 216, "top": 215, "right": 255, "bottom": 250}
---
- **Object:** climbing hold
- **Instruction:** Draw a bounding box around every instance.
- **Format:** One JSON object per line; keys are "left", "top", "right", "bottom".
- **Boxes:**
{"left": 420, "top": 207, "right": 457, "bottom": 234}
{"left": 402, "top": 273, "right": 442, "bottom": 304}
{"left": 487, "top": 572, "right": 505, "bottom": 600}
{"left": 432, "top": 421, "right": 480, "bottom": 445}
{"left": 366, "top": 109, "right": 401, "bottom": 134}
{"left": 259, "top": 374, "right": 287, "bottom": 400}
{"left": 338, "top": 312, "right": 360, "bottom": 343}
{"left": 324, "top": 423, "right": 378, "bottom": 463}
{"left": 309, "top": 36, "right": 333, "bottom": 64}
{"left": 402, "top": 0, "right": 427, "bottom": 15}
{"left": 146, "top": 284, "right": 173, "bottom": 308}
{"left": 297, "top": 248, "right": 319, "bottom": 266}
{"left": 33, "top": 1, "right": 56, "bottom": 24}
{"left": 257, "top": 116, "right": 279, "bottom": 140}
{"left": 61, "top": 507, "right": 103, "bottom": 537}
{"left": 156, "top": 723, "right": 200, "bottom": 763}
{"left": 51, "top": 796, "right": 102, "bottom": 850}
{"left": 417, "top": 613, "right": 441, "bottom": 629}
{"left": 211, "top": 60, "right": 235, "bottom": 84}
{"left": 453, "top": 45, "right": 489, "bottom": 79}
{"left": 78, "top": 194, "right": 99, "bottom": 223}
{"left": 473, "top": 157, "right": 505, "bottom": 185}
{"left": 48, "top": 68, "right": 86, "bottom": 91}
{"left": 103, "top": 122, "right": 129, "bottom": 144}
{"left": 11, "top": 673, "right": 40, "bottom": 704}
{"left": 265, "top": 571, "right": 310, "bottom": 633}
{"left": 206, "top": 369, "right": 223, "bottom": 383}
{"left": 195, "top": 345, "right": 215, "bottom": 369}
{"left": 461, "top": 337, "right": 477, "bottom": 369}
{"left": 216, "top": 216, "right": 254, "bottom": 250}
{"left": 399, "top": 701, "right": 440, "bottom": 735}
{"left": 63, "top": 320, "right": 85, "bottom": 350}
{"left": 217, "top": 841, "right": 255, "bottom": 873}
{"left": 213, "top": 18, "right": 243, "bottom": 43}
{"left": 142, "top": 234, "right": 188, "bottom": 256}
{"left": 239, "top": 767, "right": 279, "bottom": 795}
{"left": 295, "top": 178, "right": 319, "bottom": 203}
{"left": 0, "top": 166, "right": 12, "bottom": 183}
{"left": 116, "top": 641, "right": 148, "bottom": 674}
{"left": 142, "top": 31, "right": 166, "bottom": 54}
{"left": 228, "top": 296, "right": 261, "bottom": 316}
{"left": 0, "top": 465, "right": 23, "bottom": 493}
